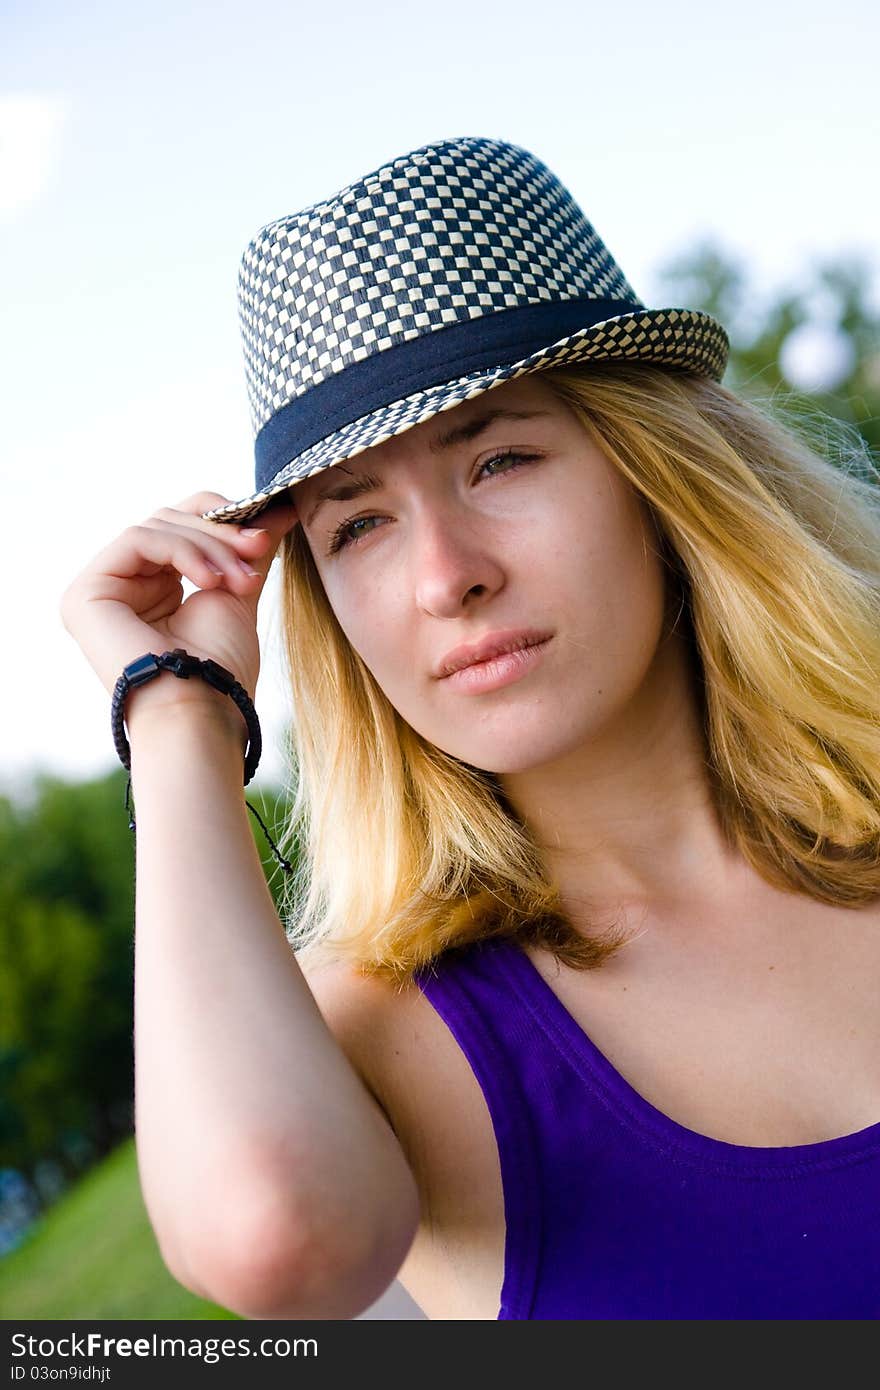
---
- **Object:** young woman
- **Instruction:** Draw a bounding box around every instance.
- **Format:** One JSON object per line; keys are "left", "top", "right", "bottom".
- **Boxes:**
{"left": 60, "top": 137, "right": 880, "bottom": 1320}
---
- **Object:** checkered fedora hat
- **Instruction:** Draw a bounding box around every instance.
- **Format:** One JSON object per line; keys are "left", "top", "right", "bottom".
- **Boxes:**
{"left": 202, "top": 134, "right": 730, "bottom": 526}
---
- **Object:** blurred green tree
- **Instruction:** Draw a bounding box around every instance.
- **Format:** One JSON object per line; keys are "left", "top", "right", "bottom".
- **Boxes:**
{"left": 651, "top": 243, "right": 880, "bottom": 456}
{"left": 0, "top": 767, "right": 292, "bottom": 1213}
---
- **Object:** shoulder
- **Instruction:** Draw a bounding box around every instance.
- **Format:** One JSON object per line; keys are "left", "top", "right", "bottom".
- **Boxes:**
{"left": 296, "top": 949, "right": 401, "bottom": 1049}
{"left": 295, "top": 950, "right": 429, "bottom": 1124}
{"left": 297, "top": 946, "right": 509, "bottom": 1318}
{"left": 295, "top": 946, "right": 499, "bottom": 1181}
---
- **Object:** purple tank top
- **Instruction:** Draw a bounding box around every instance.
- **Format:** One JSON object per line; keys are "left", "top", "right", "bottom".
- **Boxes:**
{"left": 412, "top": 934, "right": 880, "bottom": 1319}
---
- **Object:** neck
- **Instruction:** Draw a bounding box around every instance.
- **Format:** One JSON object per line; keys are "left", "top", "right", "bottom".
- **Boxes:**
{"left": 499, "top": 616, "right": 746, "bottom": 924}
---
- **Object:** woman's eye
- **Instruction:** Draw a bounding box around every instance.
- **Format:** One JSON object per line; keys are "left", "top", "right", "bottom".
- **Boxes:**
{"left": 478, "top": 450, "right": 539, "bottom": 480}
{"left": 326, "top": 450, "right": 540, "bottom": 554}
{"left": 327, "top": 514, "right": 384, "bottom": 554}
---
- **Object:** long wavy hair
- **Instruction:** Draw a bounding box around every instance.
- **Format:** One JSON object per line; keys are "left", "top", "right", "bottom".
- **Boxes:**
{"left": 271, "top": 360, "right": 880, "bottom": 986}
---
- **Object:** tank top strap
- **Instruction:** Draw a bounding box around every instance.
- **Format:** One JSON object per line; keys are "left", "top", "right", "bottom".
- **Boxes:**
{"left": 413, "top": 935, "right": 543, "bottom": 1319}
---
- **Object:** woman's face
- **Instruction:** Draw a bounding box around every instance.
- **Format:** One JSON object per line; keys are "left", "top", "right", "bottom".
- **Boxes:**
{"left": 292, "top": 374, "right": 671, "bottom": 775}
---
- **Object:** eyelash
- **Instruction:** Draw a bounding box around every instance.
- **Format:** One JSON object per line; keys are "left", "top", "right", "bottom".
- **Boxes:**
{"left": 325, "top": 450, "right": 542, "bottom": 554}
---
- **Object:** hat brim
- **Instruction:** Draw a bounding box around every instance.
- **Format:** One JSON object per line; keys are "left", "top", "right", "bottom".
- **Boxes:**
{"left": 202, "top": 307, "right": 728, "bottom": 525}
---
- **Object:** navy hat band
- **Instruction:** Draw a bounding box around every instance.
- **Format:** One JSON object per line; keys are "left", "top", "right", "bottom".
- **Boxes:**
{"left": 254, "top": 296, "right": 641, "bottom": 491}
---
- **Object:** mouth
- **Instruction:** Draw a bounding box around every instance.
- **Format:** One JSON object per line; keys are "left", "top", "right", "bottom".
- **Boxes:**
{"left": 436, "top": 628, "right": 554, "bottom": 679}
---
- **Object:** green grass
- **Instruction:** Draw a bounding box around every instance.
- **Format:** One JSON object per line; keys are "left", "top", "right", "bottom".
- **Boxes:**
{"left": 0, "top": 1136, "right": 241, "bottom": 1320}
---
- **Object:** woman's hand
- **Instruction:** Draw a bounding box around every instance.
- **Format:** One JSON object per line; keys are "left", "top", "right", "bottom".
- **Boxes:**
{"left": 59, "top": 491, "right": 300, "bottom": 712}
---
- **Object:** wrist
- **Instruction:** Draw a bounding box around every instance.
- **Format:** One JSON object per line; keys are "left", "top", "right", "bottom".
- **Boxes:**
{"left": 114, "top": 649, "right": 291, "bottom": 873}
{"left": 127, "top": 703, "right": 252, "bottom": 799}
{"left": 125, "top": 683, "right": 249, "bottom": 752}
{"left": 112, "top": 648, "right": 260, "bottom": 783}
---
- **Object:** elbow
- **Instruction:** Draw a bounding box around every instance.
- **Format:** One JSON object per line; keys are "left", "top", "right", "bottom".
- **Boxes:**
{"left": 181, "top": 1170, "right": 422, "bottom": 1321}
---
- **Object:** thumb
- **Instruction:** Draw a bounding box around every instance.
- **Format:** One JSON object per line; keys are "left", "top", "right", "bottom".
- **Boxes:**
{"left": 236, "top": 497, "right": 301, "bottom": 596}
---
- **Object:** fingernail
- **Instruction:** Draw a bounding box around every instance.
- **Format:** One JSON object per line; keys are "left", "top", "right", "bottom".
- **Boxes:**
{"left": 238, "top": 558, "right": 259, "bottom": 576}
{"left": 240, "top": 527, "right": 267, "bottom": 538}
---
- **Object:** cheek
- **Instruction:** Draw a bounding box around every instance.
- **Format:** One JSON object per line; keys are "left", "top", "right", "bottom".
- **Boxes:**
{"left": 323, "top": 579, "right": 405, "bottom": 681}
{"left": 557, "top": 481, "right": 652, "bottom": 588}
{"left": 554, "top": 488, "right": 668, "bottom": 671}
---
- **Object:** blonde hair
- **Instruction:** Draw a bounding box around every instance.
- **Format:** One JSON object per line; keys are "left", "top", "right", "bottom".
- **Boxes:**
{"left": 271, "top": 360, "right": 880, "bottom": 986}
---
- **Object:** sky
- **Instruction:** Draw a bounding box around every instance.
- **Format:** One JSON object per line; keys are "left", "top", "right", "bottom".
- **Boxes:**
{"left": 2, "top": 0, "right": 878, "bottom": 806}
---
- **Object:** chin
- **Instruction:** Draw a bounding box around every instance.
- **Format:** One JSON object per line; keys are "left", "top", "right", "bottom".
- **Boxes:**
{"left": 444, "top": 729, "right": 580, "bottom": 777}
{"left": 477, "top": 751, "right": 565, "bottom": 776}
{"left": 403, "top": 697, "right": 590, "bottom": 773}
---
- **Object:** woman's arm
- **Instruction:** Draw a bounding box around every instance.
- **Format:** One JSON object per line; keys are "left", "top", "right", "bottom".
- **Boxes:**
{"left": 127, "top": 693, "right": 421, "bottom": 1320}
{"left": 59, "top": 491, "right": 418, "bottom": 1317}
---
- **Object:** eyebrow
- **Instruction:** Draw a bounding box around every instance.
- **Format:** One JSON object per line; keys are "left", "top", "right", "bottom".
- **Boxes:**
{"left": 303, "top": 408, "right": 552, "bottom": 528}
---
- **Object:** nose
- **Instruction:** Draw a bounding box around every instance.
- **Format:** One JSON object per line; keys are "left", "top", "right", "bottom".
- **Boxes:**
{"left": 410, "top": 501, "right": 506, "bottom": 618}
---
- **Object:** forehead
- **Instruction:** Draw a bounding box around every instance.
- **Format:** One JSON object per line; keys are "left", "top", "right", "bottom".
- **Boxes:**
{"left": 292, "top": 374, "right": 570, "bottom": 505}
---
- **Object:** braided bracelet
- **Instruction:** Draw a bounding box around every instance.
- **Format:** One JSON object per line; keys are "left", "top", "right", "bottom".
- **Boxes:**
{"left": 111, "top": 647, "right": 293, "bottom": 873}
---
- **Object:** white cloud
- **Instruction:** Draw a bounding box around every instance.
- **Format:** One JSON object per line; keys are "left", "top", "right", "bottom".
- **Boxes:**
{"left": 0, "top": 93, "right": 69, "bottom": 220}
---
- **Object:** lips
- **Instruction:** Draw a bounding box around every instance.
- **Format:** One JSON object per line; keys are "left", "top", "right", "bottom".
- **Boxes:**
{"left": 435, "top": 628, "right": 554, "bottom": 679}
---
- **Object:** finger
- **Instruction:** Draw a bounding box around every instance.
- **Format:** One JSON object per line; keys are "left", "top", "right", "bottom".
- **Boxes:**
{"left": 138, "top": 509, "right": 262, "bottom": 570}
{"left": 170, "top": 490, "right": 241, "bottom": 514}
{"left": 136, "top": 517, "right": 269, "bottom": 589}
{"left": 204, "top": 497, "right": 302, "bottom": 581}
{"left": 200, "top": 493, "right": 301, "bottom": 532}
{"left": 168, "top": 489, "right": 301, "bottom": 532}
{"left": 75, "top": 525, "right": 251, "bottom": 598}
{"left": 139, "top": 577, "right": 184, "bottom": 624}
{"left": 159, "top": 498, "right": 298, "bottom": 546}
{"left": 211, "top": 502, "right": 300, "bottom": 610}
